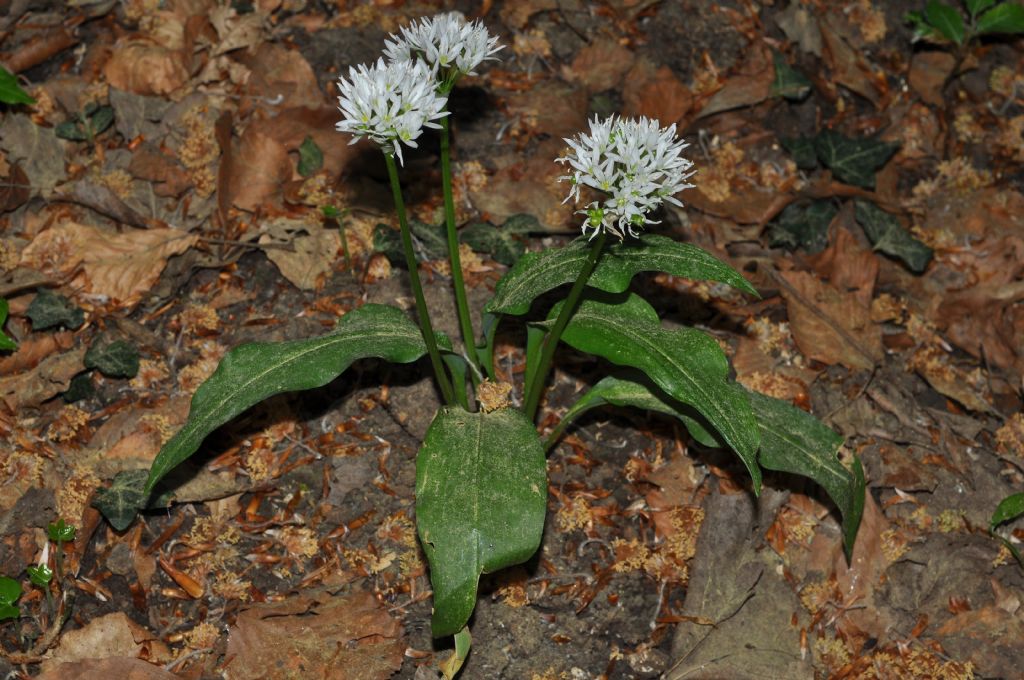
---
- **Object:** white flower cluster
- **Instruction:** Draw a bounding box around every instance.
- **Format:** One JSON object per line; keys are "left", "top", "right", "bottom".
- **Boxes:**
{"left": 384, "top": 12, "right": 503, "bottom": 86}
{"left": 335, "top": 58, "right": 447, "bottom": 165}
{"left": 558, "top": 115, "right": 696, "bottom": 240}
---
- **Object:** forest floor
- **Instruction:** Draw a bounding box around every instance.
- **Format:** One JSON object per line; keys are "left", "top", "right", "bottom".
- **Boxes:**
{"left": 1, "top": 0, "right": 1024, "bottom": 678}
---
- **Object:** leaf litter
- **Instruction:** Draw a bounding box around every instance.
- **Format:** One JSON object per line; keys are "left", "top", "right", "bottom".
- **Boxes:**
{"left": 0, "top": 1, "right": 1022, "bottom": 678}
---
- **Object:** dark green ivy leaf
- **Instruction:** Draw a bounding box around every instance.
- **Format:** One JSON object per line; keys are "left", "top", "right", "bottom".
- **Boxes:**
{"left": 854, "top": 200, "right": 933, "bottom": 273}
{"left": 85, "top": 338, "right": 140, "bottom": 378}
{"left": 297, "top": 135, "right": 323, "bottom": 177}
{"left": 460, "top": 214, "right": 539, "bottom": 266}
{"left": 373, "top": 220, "right": 448, "bottom": 265}
{"left": 780, "top": 136, "right": 818, "bottom": 170}
{"left": 767, "top": 200, "right": 837, "bottom": 253}
{"left": 0, "top": 66, "right": 34, "bottom": 105}
{"left": 26, "top": 289, "right": 85, "bottom": 331}
{"left": 92, "top": 469, "right": 149, "bottom": 531}
{"left": 771, "top": 52, "right": 812, "bottom": 101}
{"left": 813, "top": 129, "right": 899, "bottom": 189}
{"left": 63, "top": 372, "right": 95, "bottom": 403}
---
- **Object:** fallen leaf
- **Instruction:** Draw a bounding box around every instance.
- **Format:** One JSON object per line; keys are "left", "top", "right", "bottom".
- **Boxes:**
{"left": 933, "top": 606, "right": 1024, "bottom": 678}
{"left": 225, "top": 588, "right": 404, "bottom": 680}
{"left": 259, "top": 218, "right": 342, "bottom": 290}
{"left": 39, "top": 612, "right": 171, "bottom": 673}
{"left": 909, "top": 51, "right": 956, "bottom": 107}
{"left": 0, "top": 114, "right": 69, "bottom": 194}
{"left": 0, "top": 345, "right": 86, "bottom": 412}
{"left": 469, "top": 138, "right": 574, "bottom": 228}
{"left": 128, "top": 144, "right": 192, "bottom": 197}
{"left": 506, "top": 79, "right": 588, "bottom": 139}
{"left": 775, "top": 1, "right": 822, "bottom": 56}
{"left": 36, "top": 658, "right": 179, "bottom": 680}
{"left": 621, "top": 57, "right": 693, "bottom": 125}
{"left": 104, "top": 39, "right": 191, "bottom": 96}
{"left": 564, "top": 41, "right": 635, "bottom": 94}
{"left": 819, "top": 17, "right": 884, "bottom": 103}
{"left": 908, "top": 346, "right": 994, "bottom": 413}
{"left": 833, "top": 493, "right": 893, "bottom": 640}
{"left": 238, "top": 42, "right": 324, "bottom": 110}
{"left": 696, "top": 45, "right": 774, "bottom": 119}
{"left": 220, "top": 125, "right": 293, "bottom": 211}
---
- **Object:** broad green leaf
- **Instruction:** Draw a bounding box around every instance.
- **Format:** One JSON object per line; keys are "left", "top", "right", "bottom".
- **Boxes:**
{"left": 47, "top": 519, "right": 76, "bottom": 543}
{"left": 486, "top": 234, "right": 757, "bottom": 316}
{"left": 813, "top": 129, "right": 899, "bottom": 189}
{"left": 524, "top": 323, "right": 545, "bottom": 398}
{"left": 146, "top": 304, "right": 431, "bottom": 494}
{"left": 925, "top": 0, "right": 966, "bottom": 42}
{"left": 0, "top": 299, "right": 16, "bottom": 351}
{"left": 477, "top": 312, "right": 500, "bottom": 382}
{"left": 966, "top": 0, "right": 997, "bottom": 17}
{"left": 416, "top": 406, "right": 546, "bottom": 637}
{"left": 977, "top": 2, "right": 1024, "bottom": 34}
{"left": 854, "top": 200, "right": 933, "bottom": 273}
{"left": 767, "top": 200, "right": 837, "bottom": 253}
{"left": 297, "top": 135, "right": 323, "bottom": 177}
{"left": 772, "top": 52, "right": 812, "bottom": 101}
{"left": 26, "top": 289, "right": 84, "bottom": 331}
{"left": 93, "top": 470, "right": 149, "bottom": 531}
{"left": 0, "top": 576, "right": 20, "bottom": 605}
{"left": 991, "top": 492, "right": 1024, "bottom": 530}
{"left": 0, "top": 604, "right": 18, "bottom": 621}
{"left": 63, "top": 372, "right": 95, "bottom": 403}
{"left": 0, "top": 67, "right": 34, "bottom": 105}
{"left": 85, "top": 338, "right": 140, "bottom": 378}
{"left": 746, "top": 390, "right": 864, "bottom": 557}
{"left": 780, "top": 135, "right": 818, "bottom": 170}
{"left": 555, "top": 292, "right": 761, "bottom": 490}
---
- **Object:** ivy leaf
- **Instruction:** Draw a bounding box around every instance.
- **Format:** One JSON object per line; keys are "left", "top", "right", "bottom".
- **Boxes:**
{"left": 780, "top": 135, "right": 818, "bottom": 170}
{"left": 372, "top": 220, "right": 447, "bottom": 265}
{"left": 26, "top": 289, "right": 85, "bottom": 331}
{"left": 854, "top": 200, "right": 933, "bottom": 273}
{"left": 93, "top": 469, "right": 149, "bottom": 531}
{"left": 63, "top": 372, "right": 95, "bottom": 403}
{"left": 297, "top": 135, "right": 323, "bottom": 177}
{"left": 767, "top": 200, "right": 837, "bottom": 253}
{"left": 85, "top": 338, "right": 140, "bottom": 379}
{"left": 771, "top": 52, "right": 812, "bottom": 101}
{"left": 813, "top": 129, "right": 899, "bottom": 189}
{"left": 976, "top": 2, "right": 1024, "bottom": 34}
{"left": 0, "top": 299, "right": 17, "bottom": 351}
{"left": 991, "top": 492, "right": 1024, "bottom": 530}
{"left": 460, "top": 214, "right": 538, "bottom": 266}
{"left": 87, "top": 105, "right": 115, "bottom": 137}
{"left": 416, "top": 406, "right": 546, "bottom": 638}
{"left": 925, "top": 0, "right": 966, "bottom": 43}
{"left": 0, "top": 66, "right": 33, "bottom": 105}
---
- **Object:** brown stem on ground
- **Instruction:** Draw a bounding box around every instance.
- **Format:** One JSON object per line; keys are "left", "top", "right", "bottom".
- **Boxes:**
{"left": 0, "top": 26, "right": 78, "bottom": 74}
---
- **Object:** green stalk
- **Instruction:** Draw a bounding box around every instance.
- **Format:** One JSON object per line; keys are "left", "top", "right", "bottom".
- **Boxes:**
{"left": 384, "top": 152, "right": 455, "bottom": 406}
{"left": 440, "top": 116, "right": 481, "bottom": 386}
{"left": 523, "top": 230, "right": 607, "bottom": 421}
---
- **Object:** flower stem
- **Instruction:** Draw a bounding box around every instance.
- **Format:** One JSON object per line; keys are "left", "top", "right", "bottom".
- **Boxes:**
{"left": 523, "top": 230, "right": 607, "bottom": 421}
{"left": 384, "top": 152, "right": 455, "bottom": 406}
{"left": 440, "top": 117, "right": 481, "bottom": 387}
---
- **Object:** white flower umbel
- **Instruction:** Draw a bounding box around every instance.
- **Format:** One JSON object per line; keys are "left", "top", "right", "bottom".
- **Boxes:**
{"left": 384, "top": 12, "right": 502, "bottom": 89}
{"left": 336, "top": 57, "right": 448, "bottom": 165}
{"left": 558, "top": 115, "right": 696, "bottom": 240}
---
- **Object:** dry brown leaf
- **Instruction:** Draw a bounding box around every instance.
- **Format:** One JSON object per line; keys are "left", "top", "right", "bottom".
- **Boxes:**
{"left": 779, "top": 270, "right": 882, "bottom": 371}
{"left": 807, "top": 217, "right": 878, "bottom": 308}
{"left": 909, "top": 51, "right": 956, "bottom": 108}
{"left": 39, "top": 612, "right": 171, "bottom": 674}
{"left": 128, "top": 144, "right": 192, "bottom": 197}
{"left": 470, "top": 138, "right": 574, "bottom": 228}
{"left": 0, "top": 345, "right": 86, "bottom": 412}
{"left": 933, "top": 605, "right": 1024, "bottom": 678}
{"left": 36, "top": 658, "right": 179, "bottom": 680}
{"left": 224, "top": 588, "right": 404, "bottom": 680}
{"left": 220, "top": 125, "right": 293, "bottom": 212}
{"left": 0, "top": 331, "right": 74, "bottom": 376}
{"left": 239, "top": 42, "right": 324, "bottom": 110}
{"left": 819, "top": 17, "right": 883, "bottom": 104}
{"left": 19, "top": 222, "right": 198, "bottom": 308}
{"left": 622, "top": 57, "right": 693, "bottom": 126}
{"left": 245, "top": 106, "right": 362, "bottom": 178}
{"left": 565, "top": 41, "right": 636, "bottom": 94}
{"left": 506, "top": 79, "right": 589, "bottom": 139}
{"left": 696, "top": 45, "right": 773, "bottom": 119}
{"left": 833, "top": 493, "right": 894, "bottom": 640}
{"left": 104, "top": 39, "right": 191, "bottom": 96}
{"left": 259, "top": 217, "right": 341, "bottom": 290}
{"left": 208, "top": 3, "right": 267, "bottom": 56}
{"left": 908, "top": 346, "right": 994, "bottom": 413}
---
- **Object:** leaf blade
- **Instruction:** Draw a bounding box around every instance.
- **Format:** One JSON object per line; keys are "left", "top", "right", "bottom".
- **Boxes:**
{"left": 976, "top": 2, "right": 1024, "bottom": 34}
{"left": 925, "top": 0, "right": 966, "bottom": 43}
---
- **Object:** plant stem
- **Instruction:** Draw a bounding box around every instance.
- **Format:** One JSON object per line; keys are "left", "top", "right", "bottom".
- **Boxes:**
{"left": 523, "top": 230, "right": 607, "bottom": 421}
{"left": 384, "top": 152, "right": 455, "bottom": 406}
{"left": 440, "top": 117, "right": 481, "bottom": 387}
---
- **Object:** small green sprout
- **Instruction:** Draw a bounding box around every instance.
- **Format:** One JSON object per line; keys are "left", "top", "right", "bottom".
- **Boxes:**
{"left": 0, "top": 576, "right": 21, "bottom": 622}
{"left": 906, "top": 0, "right": 1024, "bottom": 45}
{"left": 991, "top": 491, "right": 1024, "bottom": 566}
{"left": 47, "top": 518, "right": 76, "bottom": 580}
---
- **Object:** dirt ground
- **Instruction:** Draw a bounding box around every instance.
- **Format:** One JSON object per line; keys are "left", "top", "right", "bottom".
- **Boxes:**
{"left": 1, "top": 1, "right": 1024, "bottom": 679}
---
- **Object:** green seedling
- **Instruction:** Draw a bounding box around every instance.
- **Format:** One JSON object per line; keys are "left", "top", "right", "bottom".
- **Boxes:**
{"left": 47, "top": 518, "right": 76, "bottom": 580}
{"left": 906, "top": 0, "right": 1024, "bottom": 44}
{"left": 55, "top": 101, "right": 115, "bottom": 142}
{"left": 0, "top": 299, "right": 17, "bottom": 352}
{"left": 991, "top": 491, "right": 1024, "bottom": 566}
{"left": 0, "top": 66, "right": 33, "bottom": 105}
{"left": 0, "top": 576, "right": 22, "bottom": 622}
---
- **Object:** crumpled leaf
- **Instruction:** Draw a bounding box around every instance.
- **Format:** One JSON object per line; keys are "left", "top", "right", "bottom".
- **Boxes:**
{"left": 92, "top": 470, "right": 149, "bottom": 531}
{"left": 0, "top": 114, "right": 68, "bottom": 193}
{"left": 697, "top": 45, "right": 775, "bottom": 118}
{"left": 104, "top": 39, "right": 191, "bottom": 96}
{"left": 854, "top": 200, "right": 933, "bottom": 273}
{"left": 259, "top": 218, "right": 341, "bottom": 290}
{"left": 0, "top": 345, "right": 87, "bottom": 412}
{"left": 39, "top": 611, "right": 170, "bottom": 674}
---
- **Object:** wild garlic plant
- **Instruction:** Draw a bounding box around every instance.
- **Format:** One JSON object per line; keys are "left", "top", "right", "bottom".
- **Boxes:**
{"left": 138, "top": 11, "right": 864, "bottom": 669}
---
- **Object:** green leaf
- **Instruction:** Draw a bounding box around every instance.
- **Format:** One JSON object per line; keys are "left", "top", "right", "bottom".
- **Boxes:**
{"left": 746, "top": 390, "right": 864, "bottom": 557}
{"left": 0, "top": 299, "right": 17, "bottom": 352}
{"left": 556, "top": 292, "right": 762, "bottom": 490}
{"left": 854, "top": 200, "right": 933, "bottom": 273}
{"left": 87, "top": 105, "right": 115, "bottom": 137}
{"left": 54, "top": 119, "right": 89, "bottom": 141}
{"left": 93, "top": 470, "right": 149, "bottom": 531}
{"left": 486, "top": 234, "right": 757, "bottom": 316}
{"left": 416, "top": 406, "right": 546, "bottom": 637}
{"left": 767, "top": 200, "right": 837, "bottom": 253}
{"left": 0, "top": 576, "right": 21, "bottom": 605}
{"left": 146, "top": 304, "right": 430, "bottom": 494}
{"left": 905, "top": 10, "right": 940, "bottom": 40}
{"left": 372, "top": 220, "right": 447, "bottom": 265}
{"left": 477, "top": 312, "right": 499, "bottom": 382}
{"left": 26, "top": 289, "right": 85, "bottom": 331}
{"left": 460, "top": 214, "right": 538, "bottom": 266}
{"left": 772, "top": 52, "right": 812, "bottom": 101}
{"left": 991, "top": 492, "right": 1024, "bottom": 530}
{"left": 297, "top": 135, "right": 323, "bottom": 177}
{"left": 780, "top": 136, "right": 818, "bottom": 170}
{"left": 0, "top": 66, "right": 34, "bottom": 105}
{"left": 46, "top": 518, "right": 76, "bottom": 543}
{"left": 976, "top": 2, "right": 1024, "bottom": 34}
{"left": 813, "top": 129, "right": 899, "bottom": 189}
{"left": 62, "top": 372, "right": 95, "bottom": 403}
{"left": 27, "top": 564, "right": 52, "bottom": 587}
{"left": 0, "top": 604, "right": 18, "bottom": 621}
{"left": 925, "top": 0, "right": 966, "bottom": 42}
{"left": 966, "top": 0, "right": 997, "bottom": 17}
{"left": 85, "top": 338, "right": 140, "bottom": 379}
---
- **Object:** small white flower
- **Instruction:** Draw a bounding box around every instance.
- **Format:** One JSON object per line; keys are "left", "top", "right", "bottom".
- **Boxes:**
{"left": 557, "top": 115, "right": 695, "bottom": 240}
{"left": 336, "top": 58, "right": 448, "bottom": 165}
{"left": 384, "top": 12, "right": 503, "bottom": 87}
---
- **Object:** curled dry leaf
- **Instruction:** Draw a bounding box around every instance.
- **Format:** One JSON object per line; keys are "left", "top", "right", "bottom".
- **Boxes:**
{"left": 469, "top": 139, "right": 574, "bottom": 228}
{"left": 259, "top": 218, "right": 342, "bottom": 290}
{"left": 0, "top": 345, "right": 86, "bottom": 412}
{"left": 38, "top": 612, "right": 171, "bottom": 674}
{"left": 696, "top": 45, "right": 773, "bottom": 119}
{"left": 622, "top": 57, "right": 693, "bottom": 126}
{"left": 219, "top": 125, "right": 293, "bottom": 212}
{"left": 819, "top": 17, "right": 884, "bottom": 104}
{"left": 104, "top": 39, "right": 190, "bottom": 97}
{"left": 36, "top": 658, "right": 180, "bottom": 680}
{"left": 565, "top": 41, "right": 635, "bottom": 94}
{"left": 238, "top": 42, "right": 324, "bottom": 110}
{"left": 19, "top": 222, "right": 198, "bottom": 308}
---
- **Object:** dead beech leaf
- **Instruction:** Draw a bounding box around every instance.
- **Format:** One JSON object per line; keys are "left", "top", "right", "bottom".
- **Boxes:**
{"left": 565, "top": 41, "right": 635, "bottom": 94}
{"left": 687, "top": 182, "right": 781, "bottom": 224}
{"left": 807, "top": 217, "right": 878, "bottom": 308}
{"left": 221, "top": 126, "right": 293, "bottom": 211}
{"left": 819, "top": 18, "right": 883, "bottom": 103}
{"left": 908, "top": 346, "right": 994, "bottom": 413}
{"left": 506, "top": 80, "right": 588, "bottom": 139}
{"left": 909, "top": 51, "right": 956, "bottom": 108}
{"left": 225, "top": 588, "right": 404, "bottom": 680}
{"left": 244, "top": 106, "right": 361, "bottom": 178}
{"left": 39, "top": 612, "right": 171, "bottom": 674}
{"left": 470, "top": 138, "right": 573, "bottom": 228}
{"left": 208, "top": 3, "right": 267, "bottom": 56}
{"left": 36, "top": 658, "right": 179, "bottom": 680}
{"left": 0, "top": 345, "right": 86, "bottom": 412}
{"left": 833, "top": 493, "right": 893, "bottom": 640}
{"left": 239, "top": 42, "right": 324, "bottom": 109}
{"left": 128, "top": 144, "right": 191, "bottom": 197}
{"left": 259, "top": 218, "right": 341, "bottom": 290}
{"left": 0, "top": 331, "right": 74, "bottom": 376}
{"left": 696, "top": 45, "right": 773, "bottom": 119}
{"left": 19, "top": 222, "right": 198, "bottom": 308}
{"left": 778, "top": 270, "right": 882, "bottom": 371}
{"left": 622, "top": 58, "right": 693, "bottom": 126}
{"left": 933, "top": 606, "right": 1024, "bottom": 678}
{"left": 104, "top": 39, "right": 191, "bottom": 96}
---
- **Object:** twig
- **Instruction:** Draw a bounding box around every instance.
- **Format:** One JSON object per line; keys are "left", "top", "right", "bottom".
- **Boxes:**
{"left": 197, "top": 236, "right": 295, "bottom": 252}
